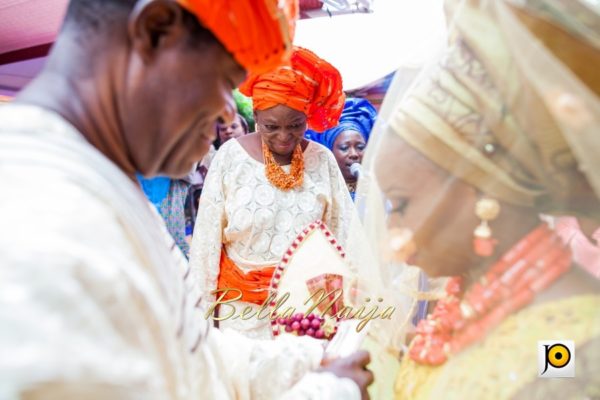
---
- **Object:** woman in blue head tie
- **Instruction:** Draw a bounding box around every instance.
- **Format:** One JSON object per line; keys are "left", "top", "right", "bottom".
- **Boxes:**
{"left": 307, "top": 97, "right": 377, "bottom": 200}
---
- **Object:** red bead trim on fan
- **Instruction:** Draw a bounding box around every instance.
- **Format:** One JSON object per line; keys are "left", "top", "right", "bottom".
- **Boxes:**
{"left": 269, "top": 220, "right": 346, "bottom": 338}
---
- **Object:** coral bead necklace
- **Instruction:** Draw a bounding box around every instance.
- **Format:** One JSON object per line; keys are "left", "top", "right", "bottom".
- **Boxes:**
{"left": 409, "top": 223, "right": 571, "bottom": 365}
{"left": 262, "top": 141, "right": 304, "bottom": 191}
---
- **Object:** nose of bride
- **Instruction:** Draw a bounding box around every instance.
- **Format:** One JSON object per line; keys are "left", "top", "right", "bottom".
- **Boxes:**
{"left": 386, "top": 227, "right": 417, "bottom": 264}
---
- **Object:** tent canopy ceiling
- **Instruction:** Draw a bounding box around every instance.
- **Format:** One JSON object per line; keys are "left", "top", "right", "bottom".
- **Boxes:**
{"left": 0, "top": 0, "right": 67, "bottom": 57}
{"left": 294, "top": 0, "right": 446, "bottom": 90}
{"left": 0, "top": 0, "right": 373, "bottom": 62}
{"left": 0, "top": 0, "right": 445, "bottom": 96}
{"left": 300, "top": 0, "right": 374, "bottom": 19}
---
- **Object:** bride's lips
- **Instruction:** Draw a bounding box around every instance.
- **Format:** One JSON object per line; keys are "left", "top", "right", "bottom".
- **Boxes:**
{"left": 406, "top": 252, "right": 419, "bottom": 266}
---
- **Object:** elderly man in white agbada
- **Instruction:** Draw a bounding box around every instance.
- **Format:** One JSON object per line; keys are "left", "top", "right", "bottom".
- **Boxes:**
{"left": 0, "top": 0, "right": 373, "bottom": 399}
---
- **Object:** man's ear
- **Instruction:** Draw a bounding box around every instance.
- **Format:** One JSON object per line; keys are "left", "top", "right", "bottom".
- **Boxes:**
{"left": 128, "top": 0, "right": 186, "bottom": 63}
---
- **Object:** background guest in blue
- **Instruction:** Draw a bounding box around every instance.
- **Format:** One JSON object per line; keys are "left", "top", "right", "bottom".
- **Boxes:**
{"left": 137, "top": 174, "right": 192, "bottom": 257}
{"left": 308, "top": 98, "right": 377, "bottom": 200}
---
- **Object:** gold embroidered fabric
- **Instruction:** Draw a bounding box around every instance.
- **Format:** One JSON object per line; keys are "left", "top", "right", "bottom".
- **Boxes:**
{"left": 395, "top": 295, "right": 600, "bottom": 400}
{"left": 388, "top": 0, "right": 600, "bottom": 218}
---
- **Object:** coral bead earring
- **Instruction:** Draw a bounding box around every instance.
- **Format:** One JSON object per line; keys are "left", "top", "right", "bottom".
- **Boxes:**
{"left": 473, "top": 197, "right": 500, "bottom": 257}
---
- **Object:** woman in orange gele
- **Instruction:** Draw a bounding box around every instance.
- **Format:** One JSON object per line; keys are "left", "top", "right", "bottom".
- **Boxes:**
{"left": 353, "top": 0, "right": 600, "bottom": 398}
{"left": 189, "top": 47, "right": 354, "bottom": 339}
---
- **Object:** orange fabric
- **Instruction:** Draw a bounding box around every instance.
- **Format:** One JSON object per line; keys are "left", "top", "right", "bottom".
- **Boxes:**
{"left": 217, "top": 250, "right": 276, "bottom": 306}
{"left": 239, "top": 47, "right": 345, "bottom": 132}
{"left": 176, "top": 0, "right": 298, "bottom": 74}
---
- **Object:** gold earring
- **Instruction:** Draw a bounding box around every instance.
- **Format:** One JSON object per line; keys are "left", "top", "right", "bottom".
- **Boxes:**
{"left": 473, "top": 197, "right": 500, "bottom": 257}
